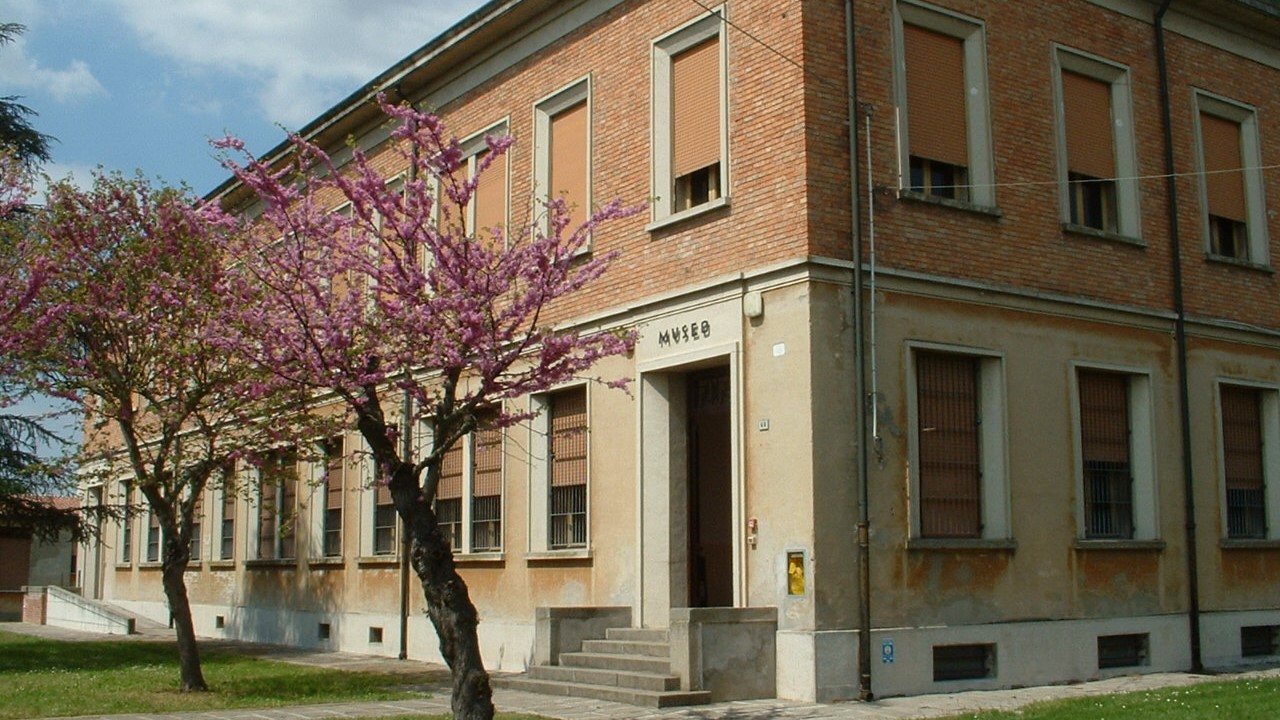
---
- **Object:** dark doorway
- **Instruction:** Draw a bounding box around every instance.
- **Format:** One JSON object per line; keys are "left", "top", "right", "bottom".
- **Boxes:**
{"left": 687, "top": 366, "right": 732, "bottom": 607}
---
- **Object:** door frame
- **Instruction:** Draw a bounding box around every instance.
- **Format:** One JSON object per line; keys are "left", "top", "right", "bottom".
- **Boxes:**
{"left": 635, "top": 342, "right": 743, "bottom": 627}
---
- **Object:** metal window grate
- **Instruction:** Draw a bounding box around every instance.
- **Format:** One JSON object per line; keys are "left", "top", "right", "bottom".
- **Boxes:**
{"left": 1097, "top": 633, "right": 1148, "bottom": 669}
{"left": 933, "top": 644, "right": 994, "bottom": 681}
{"left": 1221, "top": 385, "right": 1267, "bottom": 539}
{"left": 471, "top": 495, "right": 501, "bottom": 552}
{"left": 916, "top": 352, "right": 982, "bottom": 538}
{"left": 435, "top": 498, "right": 461, "bottom": 552}
{"left": 1079, "top": 371, "right": 1134, "bottom": 539}
{"left": 1241, "top": 625, "right": 1279, "bottom": 657}
{"left": 549, "top": 387, "right": 588, "bottom": 548}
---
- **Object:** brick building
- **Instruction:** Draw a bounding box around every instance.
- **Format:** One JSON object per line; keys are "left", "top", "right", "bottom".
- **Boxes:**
{"left": 80, "top": 0, "right": 1280, "bottom": 704}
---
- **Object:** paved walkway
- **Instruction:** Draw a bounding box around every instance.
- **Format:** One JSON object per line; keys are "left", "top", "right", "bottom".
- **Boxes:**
{"left": 5, "top": 622, "right": 1278, "bottom": 720}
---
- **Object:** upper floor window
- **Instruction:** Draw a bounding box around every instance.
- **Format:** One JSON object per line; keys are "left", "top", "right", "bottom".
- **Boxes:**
{"left": 535, "top": 78, "right": 591, "bottom": 240}
{"left": 651, "top": 11, "right": 727, "bottom": 225}
{"left": 895, "top": 1, "right": 994, "bottom": 208}
{"left": 460, "top": 122, "right": 510, "bottom": 242}
{"left": 1195, "top": 92, "right": 1269, "bottom": 265}
{"left": 1054, "top": 49, "right": 1139, "bottom": 238}
{"left": 218, "top": 478, "right": 236, "bottom": 561}
{"left": 321, "top": 437, "right": 344, "bottom": 558}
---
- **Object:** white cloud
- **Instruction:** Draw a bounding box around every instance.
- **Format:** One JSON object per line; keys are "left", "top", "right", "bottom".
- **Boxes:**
{"left": 106, "top": 0, "right": 479, "bottom": 127}
{"left": 0, "top": 33, "right": 108, "bottom": 103}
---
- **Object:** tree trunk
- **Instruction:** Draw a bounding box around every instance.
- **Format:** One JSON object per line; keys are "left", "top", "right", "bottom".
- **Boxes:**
{"left": 390, "top": 462, "right": 494, "bottom": 720}
{"left": 161, "top": 540, "right": 207, "bottom": 691}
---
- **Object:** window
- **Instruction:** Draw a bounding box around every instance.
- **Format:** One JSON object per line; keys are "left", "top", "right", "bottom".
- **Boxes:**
{"left": 1219, "top": 383, "right": 1280, "bottom": 540}
{"left": 549, "top": 387, "right": 589, "bottom": 549}
{"left": 460, "top": 123, "right": 510, "bottom": 242}
{"left": 895, "top": 1, "right": 994, "bottom": 207}
{"left": 256, "top": 449, "right": 298, "bottom": 560}
{"left": 1078, "top": 371, "right": 1134, "bottom": 538}
{"left": 1241, "top": 625, "right": 1279, "bottom": 657}
{"left": 189, "top": 493, "right": 202, "bottom": 562}
{"left": 219, "top": 477, "right": 236, "bottom": 560}
{"left": 322, "top": 437, "right": 344, "bottom": 557}
{"left": 432, "top": 409, "right": 503, "bottom": 554}
{"left": 1098, "top": 633, "right": 1148, "bottom": 669}
{"left": 1054, "top": 49, "right": 1139, "bottom": 237}
{"left": 535, "top": 79, "right": 591, "bottom": 240}
{"left": 119, "top": 481, "right": 133, "bottom": 565}
{"left": 910, "top": 348, "right": 1009, "bottom": 540}
{"left": 933, "top": 644, "right": 995, "bottom": 681}
{"left": 1195, "top": 93, "right": 1269, "bottom": 264}
{"left": 373, "top": 483, "right": 397, "bottom": 555}
{"left": 146, "top": 510, "right": 161, "bottom": 563}
{"left": 651, "top": 11, "right": 726, "bottom": 223}
{"left": 1073, "top": 366, "right": 1157, "bottom": 542}
{"left": 436, "top": 442, "right": 463, "bottom": 551}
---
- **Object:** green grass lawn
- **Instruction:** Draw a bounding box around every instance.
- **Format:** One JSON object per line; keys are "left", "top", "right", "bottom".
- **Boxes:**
{"left": 942, "top": 675, "right": 1280, "bottom": 720}
{"left": 0, "top": 629, "right": 435, "bottom": 718}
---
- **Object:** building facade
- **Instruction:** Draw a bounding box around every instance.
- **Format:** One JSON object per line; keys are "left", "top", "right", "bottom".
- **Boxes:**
{"left": 80, "top": 0, "right": 1280, "bottom": 702}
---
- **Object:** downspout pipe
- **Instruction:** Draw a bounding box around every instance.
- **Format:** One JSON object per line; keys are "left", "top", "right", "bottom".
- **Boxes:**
{"left": 1154, "top": 0, "right": 1203, "bottom": 673}
{"left": 845, "top": 0, "right": 873, "bottom": 701}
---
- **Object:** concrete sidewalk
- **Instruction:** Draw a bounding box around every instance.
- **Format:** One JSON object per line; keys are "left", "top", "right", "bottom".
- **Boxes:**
{"left": 5, "top": 622, "right": 1278, "bottom": 720}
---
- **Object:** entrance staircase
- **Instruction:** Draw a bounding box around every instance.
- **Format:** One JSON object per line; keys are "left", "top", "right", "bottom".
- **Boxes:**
{"left": 499, "top": 627, "right": 711, "bottom": 707}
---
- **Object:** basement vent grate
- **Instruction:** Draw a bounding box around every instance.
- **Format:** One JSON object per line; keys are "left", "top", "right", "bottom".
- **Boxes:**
{"left": 1241, "top": 625, "right": 1279, "bottom": 657}
{"left": 1097, "top": 633, "right": 1149, "bottom": 669}
{"left": 932, "top": 643, "right": 995, "bottom": 681}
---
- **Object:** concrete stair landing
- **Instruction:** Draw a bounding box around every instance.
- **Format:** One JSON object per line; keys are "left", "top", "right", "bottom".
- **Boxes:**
{"left": 499, "top": 628, "right": 711, "bottom": 707}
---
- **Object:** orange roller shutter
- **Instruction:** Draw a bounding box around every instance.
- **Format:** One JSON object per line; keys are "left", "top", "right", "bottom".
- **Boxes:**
{"left": 903, "top": 24, "right": 968, "bottom": 167}
{"left": 1201, "top": 113, "right": 1246, "bottom": 222}
{"left": 1062, "top": 71, "right": 1115, "bottom": 179}
{"left": 471, "top": 149, "right": 507, "bottom": 236}
{"left": 672, "top": 36, "right": 721, "bottom": 178}
{"left": 550, "top": 100, "right": 588, "bottom": 230}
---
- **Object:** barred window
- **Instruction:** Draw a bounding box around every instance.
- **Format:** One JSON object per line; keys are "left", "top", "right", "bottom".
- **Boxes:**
{"left": 549, "top": 387, "right": 588, "bottom": 549}
{"left": 323, "top": 437, "right": 344, "bottom": 557}
{"left": 471, "top": 415, "right": 503, "bottom": 552}
{"left": 916, "top": 352, "right": 982, "bottom": 538}
{"left": 220, "top": 478, "right": 236, "bottom": 560}
{"left": 1079, "top": 371, "right": 1134, "bottom": 539}
{"left": 436, "top": 441, "right": 464, "bottom": 552}
{"left": 1221, "top": 385, "right": 1267, "bottom": 539}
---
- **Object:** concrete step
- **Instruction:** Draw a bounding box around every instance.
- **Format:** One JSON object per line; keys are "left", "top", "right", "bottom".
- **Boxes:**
{"left": 498, "top": 676, "right": 710, "bottom": 708}
{"left": 528, "top": 664, "right": 681, "bottom": 692}
{"left": 581, "top": 638, "right": 671, "bottom": 657}
{"left": 606, "top": 627, "right": 669, "bottom": 643}
{"left": 561, "top": 651, "right": 671, "bottom": 674}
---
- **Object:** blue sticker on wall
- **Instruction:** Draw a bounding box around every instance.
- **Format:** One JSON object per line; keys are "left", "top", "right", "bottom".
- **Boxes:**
{"left": 881, "top": 638, "right": 895, "bottom": 664}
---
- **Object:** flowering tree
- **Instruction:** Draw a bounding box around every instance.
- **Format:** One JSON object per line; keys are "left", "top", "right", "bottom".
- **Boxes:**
{"left": 4, "top": 170, "right": 320, "bottom": 691}
{"left": 217, "top": 98, "right": 641, "bottom": 720}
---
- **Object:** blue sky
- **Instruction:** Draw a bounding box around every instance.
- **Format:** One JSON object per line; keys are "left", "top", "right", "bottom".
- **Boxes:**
{"left": 4, "top": 0, "right": 485, "bottom": 197}
{"left": 3, "top": 1, "right": 485, "bottom": 449}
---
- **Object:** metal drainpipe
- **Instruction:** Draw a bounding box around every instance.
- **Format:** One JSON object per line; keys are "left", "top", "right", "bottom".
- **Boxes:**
{"left": 845, "top": 0, "right": 873, "bottom": 701}
{"left": 398, "top": 93, "right": 419, "bottom": 662}
{"left": 1153, "top": 0, "right": 1203, "bottom": 673}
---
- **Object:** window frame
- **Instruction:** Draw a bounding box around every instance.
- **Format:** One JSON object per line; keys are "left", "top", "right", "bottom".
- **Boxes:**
{"left": 1193, "top": 90, "right": 1269, "bottom": 267}
{"left": 1051, "top": 47, "right": 1141, "bottom": 240}
{"left": 458, "top": 120, "right": 511, "bottom": 243}
{"left": 253, "top": 449, "right": 299, "bottom": 561}
{"left": 529, "top": 385, "right": 591, "bottom": 555}
{"left": 1215, "top": 380, "right": 1280, "bottom": 543}
{"left": 892, "top": 0, "right": 996, "bottom": 209}
{"left": 118, "top": 480, "right": 133, "bottom": 566}
{"left": 649, "top": 8, "right": 729, "bottom": 228}
{"left": 308, "top": 436, "right": 346, "bottom": 559}
{"left": 425, "top": 412, "right": 505, "bottom": 557}
{"left": 534, "top": 76, "right": 593, "bottom": 249}
{"left": 906, "top": 343, "right": 1010, "bottom": 543}
{"left": 216, "top": 475, "right": 237, "bottom": 562}
{"left": 1069, "top": 363, "right": 1159, "bottom": 543}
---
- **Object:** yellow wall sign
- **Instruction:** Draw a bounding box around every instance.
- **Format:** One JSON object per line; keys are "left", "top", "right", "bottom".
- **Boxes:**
{"left": 787, "top": 551, "right": 805, "bottom": 596}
